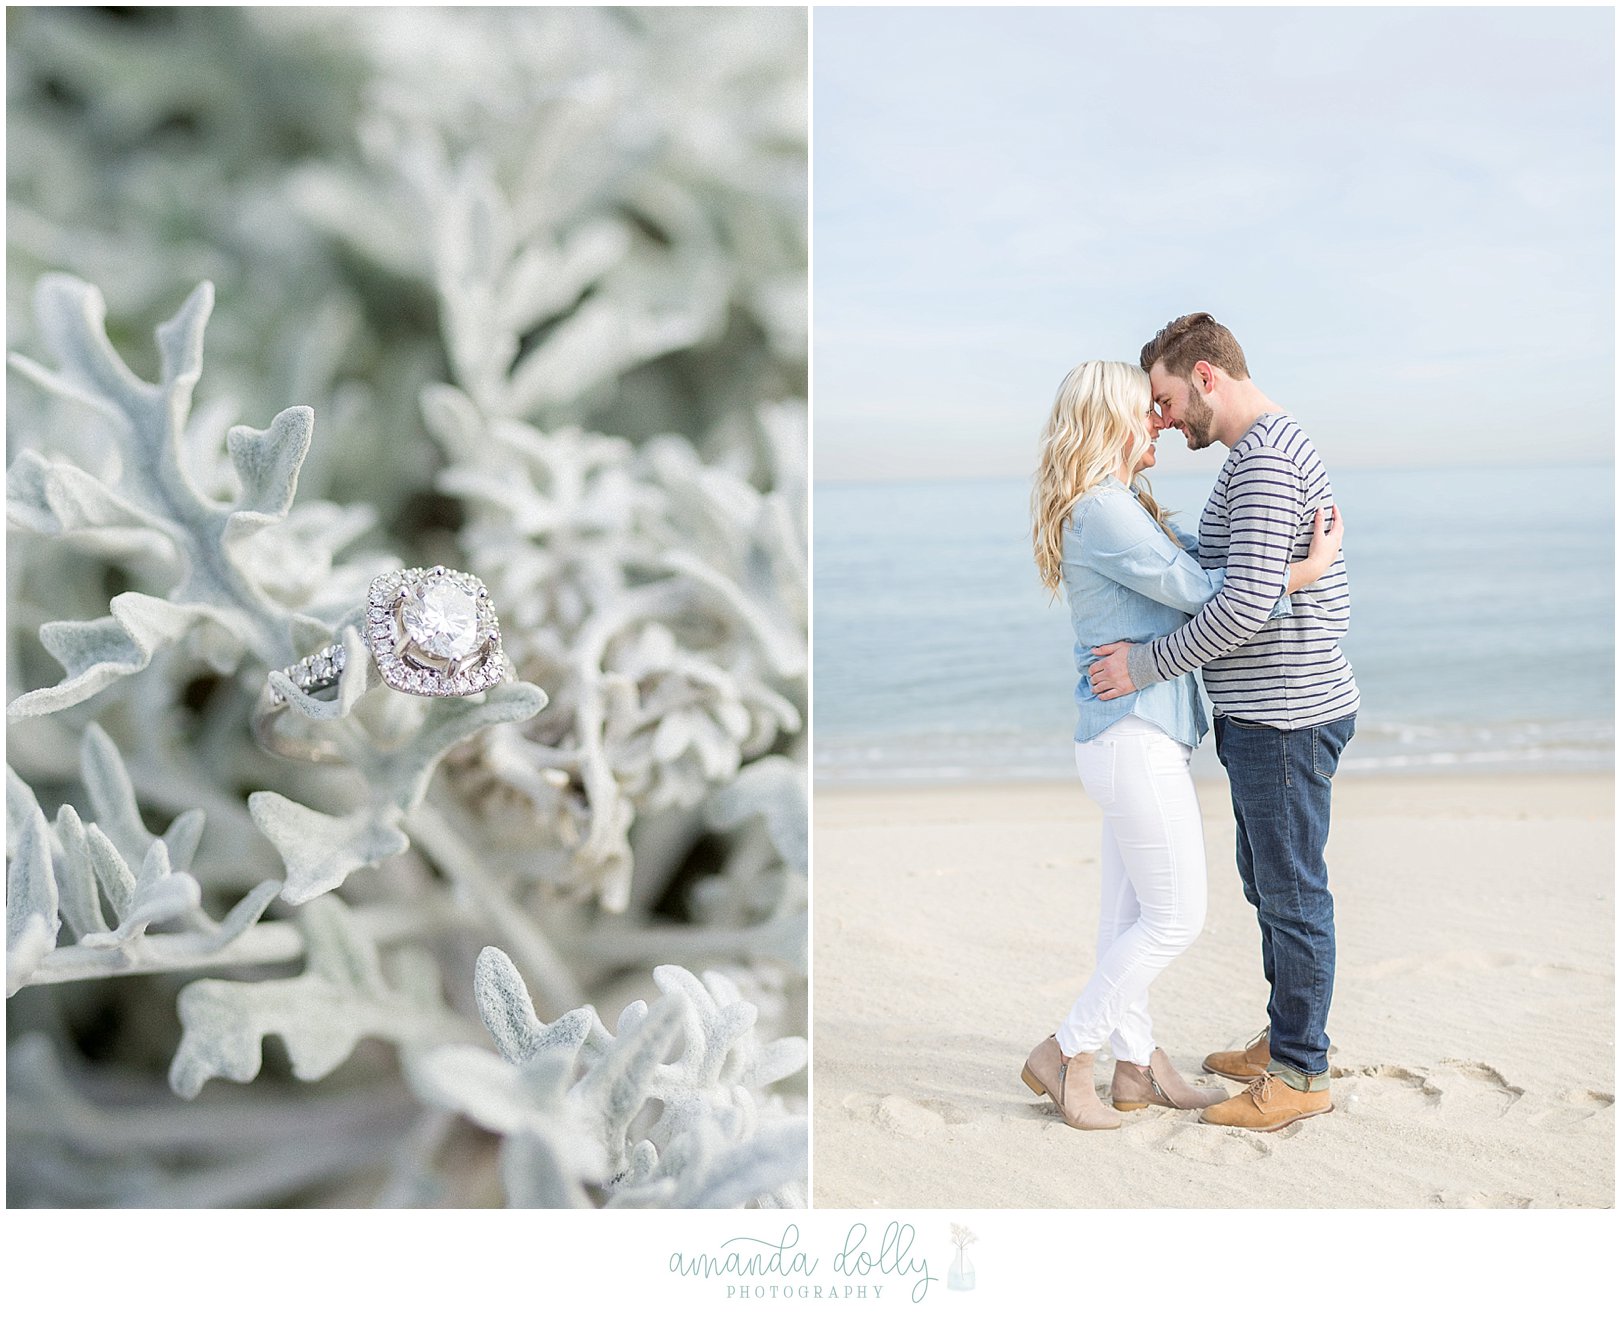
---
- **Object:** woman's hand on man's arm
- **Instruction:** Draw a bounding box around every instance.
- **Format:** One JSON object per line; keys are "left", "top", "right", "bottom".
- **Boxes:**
{"left": 1287, "top": 505, "right": 1344, "bottom": 594}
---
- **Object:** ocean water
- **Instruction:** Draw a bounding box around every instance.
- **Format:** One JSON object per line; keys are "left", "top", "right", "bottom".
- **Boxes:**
{"left": 814, "top": 464, "right": 1615, "bottom": 782}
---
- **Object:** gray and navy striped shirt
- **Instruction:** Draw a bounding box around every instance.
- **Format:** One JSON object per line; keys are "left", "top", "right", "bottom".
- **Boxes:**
{"left": 1125, "top": 412, "right": 1360, "bottom": 729}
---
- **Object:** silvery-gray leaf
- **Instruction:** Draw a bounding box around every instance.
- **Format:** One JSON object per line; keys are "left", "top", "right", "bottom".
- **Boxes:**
{"left": 10, "top": 725, "right": 269, "bottom": 981}
{"left": 169, "top": 896, "right": 454, "bottom": 1099}
{"left": 659, "top": 549, "right": 805, "bottom": 679}
{"left": 162, "top": 808, "right": 207, "bottom": 874}
{"left": 247, "top": 792, "right": 408, "bottom": 906}
{"left": 49, "top": 807, "right": 109, "bottom": 939}
{"left": 504, "top": 292, "right": 716, "bottom": 418}
{"left": 264, "top": 669, "right": 347, "bottom": 725}
{"left": 9, "top": 593, "right": 244, "bottom": 721}
{"left": 79, "top": 841, "right": 201, "bottom": 949}
{"left": 32, "top": 274, "right": 158, "bottom": 421}
{"left": 417, "top": 383, "right": 492, "bottom": 470}
{"left": 414, "top": 941, "right": 805, "bottom": 1205}
{"left": 224, "top": 407, "right": 313, "bottom": 519}
{"left": 745, "top": 1037, "right": 809, "bottom": 1090}
{"left": 573, "top": 992, "right": 685, "bottom": 1166}
{"left": 6, "top": 766, "right": 43, "bottom": 856}
{"left": 78, "top": 721, "right": 158, "bottom": 861}
{"left": 24, "top": 881, "right": 285, "bottom": 987}
{"left": 501, "top": 1126, "right": 596, "bottom": 1209}
{"left": 613, "top": 996, "right": 650, "bottom": 1037}
{"left": 381, "top": 682, "right": 548, "bottom": 812}
{"left": 81, "top": 825, "right": 137, "bottom": 919}
{"left": 605, "top": 1113, "right": 808, "bottom": 1210}
{"left": 405, "top": 1043, "right": 538, "bottom": 1131}
{"left": 659, "top": 1117, "right": 809, "bottom": 1210}
{"left": 255, "top": 504, "right": 380, "bottom": 608}
{"left": 472, "top": 945, "right": 600, "bottom": 1066}
{"left": 651, "top": 963, "right": 759, "bottom": 1090}
{"left": 707, "top": 754, "right": 807, "bottom": 875}
{"left": 8, "top": 278, "right": 327, "bottom": 721}
{"left": 7, "top": 807, "right": 60, "bottom": 995}
{"left": 246, "top": 680, "right": 545, "bottom": 903}
{"left": 403, "top": 1042, "right": 607, "bottom": 1196}
{"left": 472, "top": 945, "right": 545, "bottom": 1062}
{"left": 198, "top": 882, "right": 284, "bottom": 951}
{"left": 7, "top": 450, "right": 181, "bottom": 568}
{"left": 6, "top": 346, "right": 131, "bottom": 429}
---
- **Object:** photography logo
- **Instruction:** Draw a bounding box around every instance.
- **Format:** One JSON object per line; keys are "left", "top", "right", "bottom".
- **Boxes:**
{"left": 669, "top": 1222, "right": 941, "bottom": 1304}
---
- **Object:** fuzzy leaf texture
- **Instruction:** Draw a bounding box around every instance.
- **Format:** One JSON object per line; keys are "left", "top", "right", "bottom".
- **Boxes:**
{"left": 406, "top": 947, "right": 807, "bottom": 1207}
{"left": 8, "top": 6, "right": 805, "bottom": 1209}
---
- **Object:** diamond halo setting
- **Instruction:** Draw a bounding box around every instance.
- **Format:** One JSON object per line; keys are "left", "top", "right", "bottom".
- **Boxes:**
{"left": 367, "top": 565, "right": 506, "bottom": 697}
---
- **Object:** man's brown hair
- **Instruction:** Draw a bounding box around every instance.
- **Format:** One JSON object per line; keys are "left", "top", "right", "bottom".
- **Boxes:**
{"left": 1139, "top": 312, "right": 1250, "bottom": 381}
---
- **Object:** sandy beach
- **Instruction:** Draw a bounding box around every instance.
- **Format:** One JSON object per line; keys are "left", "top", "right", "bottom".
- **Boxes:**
{"left": 812, "top": 773, "right": 1614, "bottom": 1209}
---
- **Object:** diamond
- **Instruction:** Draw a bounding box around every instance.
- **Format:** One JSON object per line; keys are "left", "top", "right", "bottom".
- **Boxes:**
{"left": 399, "top": 581, "right": 481, "bottom": 661}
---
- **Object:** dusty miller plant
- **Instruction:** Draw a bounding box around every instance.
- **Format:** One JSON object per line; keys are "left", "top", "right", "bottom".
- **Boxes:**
{"left": 6, "top": 6, "right": 806, "bottom": 1208}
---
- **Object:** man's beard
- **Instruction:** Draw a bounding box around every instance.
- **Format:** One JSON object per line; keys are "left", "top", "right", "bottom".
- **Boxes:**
{"left": 1181, "top": 388, "right": 1217, "bottom": 450}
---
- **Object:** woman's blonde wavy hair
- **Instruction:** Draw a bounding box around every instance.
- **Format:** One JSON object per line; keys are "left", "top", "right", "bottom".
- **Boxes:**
{"left": 1032, "top": 360, "right": 1179, "bottom": 594}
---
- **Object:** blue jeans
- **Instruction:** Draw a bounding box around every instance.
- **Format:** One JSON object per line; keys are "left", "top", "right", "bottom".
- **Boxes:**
{"left": 1213, "top": 713, "right": 1356, "bottom": 1086}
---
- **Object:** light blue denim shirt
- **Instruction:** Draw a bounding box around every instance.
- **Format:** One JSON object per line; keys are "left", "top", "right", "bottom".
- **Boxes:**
{"left": 1061, "top": 477, "right": 1290, "bottom": 748}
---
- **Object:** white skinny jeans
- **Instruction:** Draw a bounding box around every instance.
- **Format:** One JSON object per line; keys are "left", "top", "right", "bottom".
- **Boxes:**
{"left": 1055, "top": 714, "right": 1207, "bottom": 1065}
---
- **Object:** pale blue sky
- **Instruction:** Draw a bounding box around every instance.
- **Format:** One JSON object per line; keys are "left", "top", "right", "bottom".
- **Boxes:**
{"left": 814, "top": 6, "right": 1614, "bottom": 481}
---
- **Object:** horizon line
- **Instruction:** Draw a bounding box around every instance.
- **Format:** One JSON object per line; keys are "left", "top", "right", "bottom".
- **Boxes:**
{"left": 813, "top": 456, "right": 1617, "bottom": 489}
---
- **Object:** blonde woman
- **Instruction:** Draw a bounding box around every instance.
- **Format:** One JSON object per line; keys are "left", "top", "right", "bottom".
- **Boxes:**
{"left": 1020, "top": 361, "right": 1343, "bottom": 1131}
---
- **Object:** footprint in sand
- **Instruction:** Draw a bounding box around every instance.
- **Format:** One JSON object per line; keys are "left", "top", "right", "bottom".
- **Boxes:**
{"left": 842, "top": 1091, "right": 970, "bottom": 1138}
{"left": 1116, "top": 1102, "right": 1312, "bottom": 1160}
{"left": 1158, "top": 1124, "right": 1272, "bottom": 1164}
{"left": 1529, "top": 1089, "right": 1614, "bottom": 1132}
{"left": 1528, "top": 962, "right": 1606, "bottom": 981}
{"left": 1117, "top": 1108, "right": 1179, "bottom": 1145}
{"left": 1431, "top": 1190, "right": 1533, "bottom": 1209}
{"left": 1435, "top": 1060, "right": 1526, "bottom": 1120}
{"left": 1331, "top": 1060, "right": 1522, "bottom": 1122}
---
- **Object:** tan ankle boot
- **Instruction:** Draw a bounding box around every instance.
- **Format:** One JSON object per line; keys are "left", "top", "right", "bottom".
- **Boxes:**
{"left": 1021, "top": 1036, "right": 1121, "bottom": 1130}
{"left": 1111, "top": 1047, "right": 1224, "bottom": 1111}
{"left": 1202, "top": 1026, "right": 1271, "bottom": 1082}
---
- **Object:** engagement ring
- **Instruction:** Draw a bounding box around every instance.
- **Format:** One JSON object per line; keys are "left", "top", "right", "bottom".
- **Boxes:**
{"left": 252, "top": 565, "right": 508, "bottom": 761}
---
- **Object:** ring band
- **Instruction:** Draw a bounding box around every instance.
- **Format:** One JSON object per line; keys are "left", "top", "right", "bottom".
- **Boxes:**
{"left": 253, "top": 565, "right": 509, "bottom": 762}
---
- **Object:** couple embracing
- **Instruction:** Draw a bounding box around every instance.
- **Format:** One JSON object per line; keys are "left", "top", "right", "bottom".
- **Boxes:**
{"left": 1022, "top": 313, "right": 1359, "bottom": 1133}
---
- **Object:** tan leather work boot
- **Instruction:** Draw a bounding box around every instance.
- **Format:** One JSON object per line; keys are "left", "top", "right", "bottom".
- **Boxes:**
{"left": 1199, "top": 1072, "right": 1332, "bottom": 1131}
{"left": 1021, "top": 1036, "right": 1121, "bottom": 1130}
{"left": 1112, "top": 1047, "right": 1224, "bottom": 1111}
{"left": 1203, "top": 1026, "right": 1271, "bottom": 1081}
